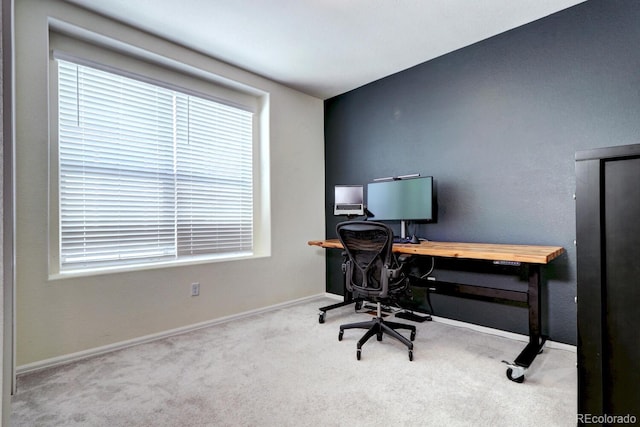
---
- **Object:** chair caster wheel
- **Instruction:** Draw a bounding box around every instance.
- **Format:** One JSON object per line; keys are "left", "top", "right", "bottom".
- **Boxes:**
{"left": 356, "top": 350, "right": 361, "bottom": 360}
{"left": 318, "top": 313, "right": 325, "bottom": 324}
{"left": 376, "top": 333, "right": 383, "bottom": 341}
{"left": 408, "top": 350, "right": 413, "bottom": 361}
{"left": 410, "top": 331, "right": 416, "bottom": 341}
{"left": 506, "top": 368, "right": 525, "bottom": 383}
{"left": 338, "top": 330, "right": 343, "bottom": 341}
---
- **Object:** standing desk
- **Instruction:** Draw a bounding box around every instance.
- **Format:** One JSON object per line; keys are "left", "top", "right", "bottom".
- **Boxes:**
{"left": 308, "top": 239, "right": 565, "bottom": 382}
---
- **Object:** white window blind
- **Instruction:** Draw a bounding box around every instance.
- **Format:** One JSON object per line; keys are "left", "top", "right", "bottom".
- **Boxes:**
{"left": 58, "top": 59, "right": 254, "bottom": 272}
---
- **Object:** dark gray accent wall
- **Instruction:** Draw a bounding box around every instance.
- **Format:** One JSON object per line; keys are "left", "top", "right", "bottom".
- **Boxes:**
{"left": 324, "top": 0, "right": 640, "bottom": 345}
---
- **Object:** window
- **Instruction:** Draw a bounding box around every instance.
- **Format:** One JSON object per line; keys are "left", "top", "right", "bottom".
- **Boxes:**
{"left": 57, "top": 59, "right": 255, "bottom": 272}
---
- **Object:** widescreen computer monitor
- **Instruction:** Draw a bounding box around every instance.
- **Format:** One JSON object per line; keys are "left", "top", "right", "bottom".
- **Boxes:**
{"left": 366, "top": 176, "right": 434, "bottom": 228}
{"left": 334, "top": 185, "right": 364, "bottom": 216}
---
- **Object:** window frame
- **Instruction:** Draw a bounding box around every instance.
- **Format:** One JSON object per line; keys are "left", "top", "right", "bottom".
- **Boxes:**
{"left": 48, "top": 28, "right": 271, "bottom": 278}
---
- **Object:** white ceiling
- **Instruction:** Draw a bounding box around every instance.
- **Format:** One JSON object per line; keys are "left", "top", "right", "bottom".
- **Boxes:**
{"left": 64, "top": 0, "right": 585, "bottom": 99}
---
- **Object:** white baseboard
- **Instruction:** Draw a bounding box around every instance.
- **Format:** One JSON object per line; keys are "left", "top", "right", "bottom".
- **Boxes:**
{"left": 323, "top": 292, "right": 577, "bottom": 353}
{"left": 17, "top": 293, "right": 327, "bottom": 376}
{"left": 18, "top": 292, "right": 575, "bottom": 376}
{"left": 324, "top": 292, "right": 344, "bottom": 301}
{"left": 430, "top": 315, "right": 576, "bottom": 353}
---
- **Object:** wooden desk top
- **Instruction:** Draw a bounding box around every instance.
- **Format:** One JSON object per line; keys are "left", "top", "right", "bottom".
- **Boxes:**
{"left": 307, "top": 239, "right": 564, "bottom": 264}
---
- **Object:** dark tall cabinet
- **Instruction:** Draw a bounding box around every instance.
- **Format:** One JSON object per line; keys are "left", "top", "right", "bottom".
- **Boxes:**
{"left": 576, "top": 143, "right": 640, "bottom": 424}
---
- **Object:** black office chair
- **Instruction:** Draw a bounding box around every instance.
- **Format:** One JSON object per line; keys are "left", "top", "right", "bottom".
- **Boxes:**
{"left": 336, "top": 221, "right": 416, "bottom": 361}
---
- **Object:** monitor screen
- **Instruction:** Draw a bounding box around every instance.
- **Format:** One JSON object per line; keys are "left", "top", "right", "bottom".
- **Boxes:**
{"left": 366, "top": 177, "right": 434, "bottom": 221}
{"left": 334, "top": 185, "right": 364, "bottom": 216}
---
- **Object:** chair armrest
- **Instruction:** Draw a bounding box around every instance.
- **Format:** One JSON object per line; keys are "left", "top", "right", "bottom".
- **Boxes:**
{"left": 386, "top": 266, "right": 401, "bottom": 279}
{"left": 387, "top": 254, "right": 413, "bottom": 278}
{"left": 342, "top": 260, "right": 354, "bottom": 292}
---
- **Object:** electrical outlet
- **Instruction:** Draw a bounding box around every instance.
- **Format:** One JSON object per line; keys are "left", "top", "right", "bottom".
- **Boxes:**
{"left": 191, "top": 282, "right": 200, "bottom": 297}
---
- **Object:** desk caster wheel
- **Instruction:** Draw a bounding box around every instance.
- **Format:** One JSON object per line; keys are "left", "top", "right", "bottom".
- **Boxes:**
{"left": 318, "top": 312, "right": 325, "bottom": 324}
{"left": 502, "top": 360, "right": 526, "bottom": 383}
{"left": 338, "top": 330, "right": 344, "bottom": 341}
{"left": 506, "top": 367, "right": 525, "bottom": 383}
{"left": 356, "top": 349, "right": 361, "bottom": 360}
{"left": 408, "top": 350, "right": 413, "bottom": 361}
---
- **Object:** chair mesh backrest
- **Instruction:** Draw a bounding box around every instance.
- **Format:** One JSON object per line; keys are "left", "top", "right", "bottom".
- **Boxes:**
{"left": 337, "top": 221, "right": 395, "bottom": 298}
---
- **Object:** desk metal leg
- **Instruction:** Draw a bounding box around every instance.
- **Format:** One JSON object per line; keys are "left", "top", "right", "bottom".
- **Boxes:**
{"left": 503, "top": 264, "right": 547, "bottom": 383}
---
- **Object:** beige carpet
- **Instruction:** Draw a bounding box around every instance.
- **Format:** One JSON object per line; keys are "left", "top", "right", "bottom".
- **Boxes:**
{"left": 11, "top": 297, "right": 577, "bottom": 426}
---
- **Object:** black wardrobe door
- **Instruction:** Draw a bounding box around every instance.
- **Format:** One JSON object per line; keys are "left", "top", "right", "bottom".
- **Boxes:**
{"left": 603, "top": 157, "right": 640, "bottom": 418}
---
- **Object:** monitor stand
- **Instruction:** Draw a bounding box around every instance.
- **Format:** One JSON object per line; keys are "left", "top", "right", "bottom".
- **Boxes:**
{"left": 400, "top": 220, "right": 408, "bottom": 239}
{"left": 400, "top": 220, "right": 421, "bottom": 244}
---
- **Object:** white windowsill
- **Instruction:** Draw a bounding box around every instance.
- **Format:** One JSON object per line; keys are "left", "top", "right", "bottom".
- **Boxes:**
{"left": 48, "top": 251, "right": 268, "bottom": 281}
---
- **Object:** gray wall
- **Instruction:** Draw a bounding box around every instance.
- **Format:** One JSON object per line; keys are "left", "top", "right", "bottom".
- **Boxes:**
{"left": 324, "top": 0, "right": 640, "bottom": 345}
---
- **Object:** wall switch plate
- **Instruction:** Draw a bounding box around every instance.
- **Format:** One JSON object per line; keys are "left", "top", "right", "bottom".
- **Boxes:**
{"left": 191, "top": 282, "right": 200, "bottom": 297}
